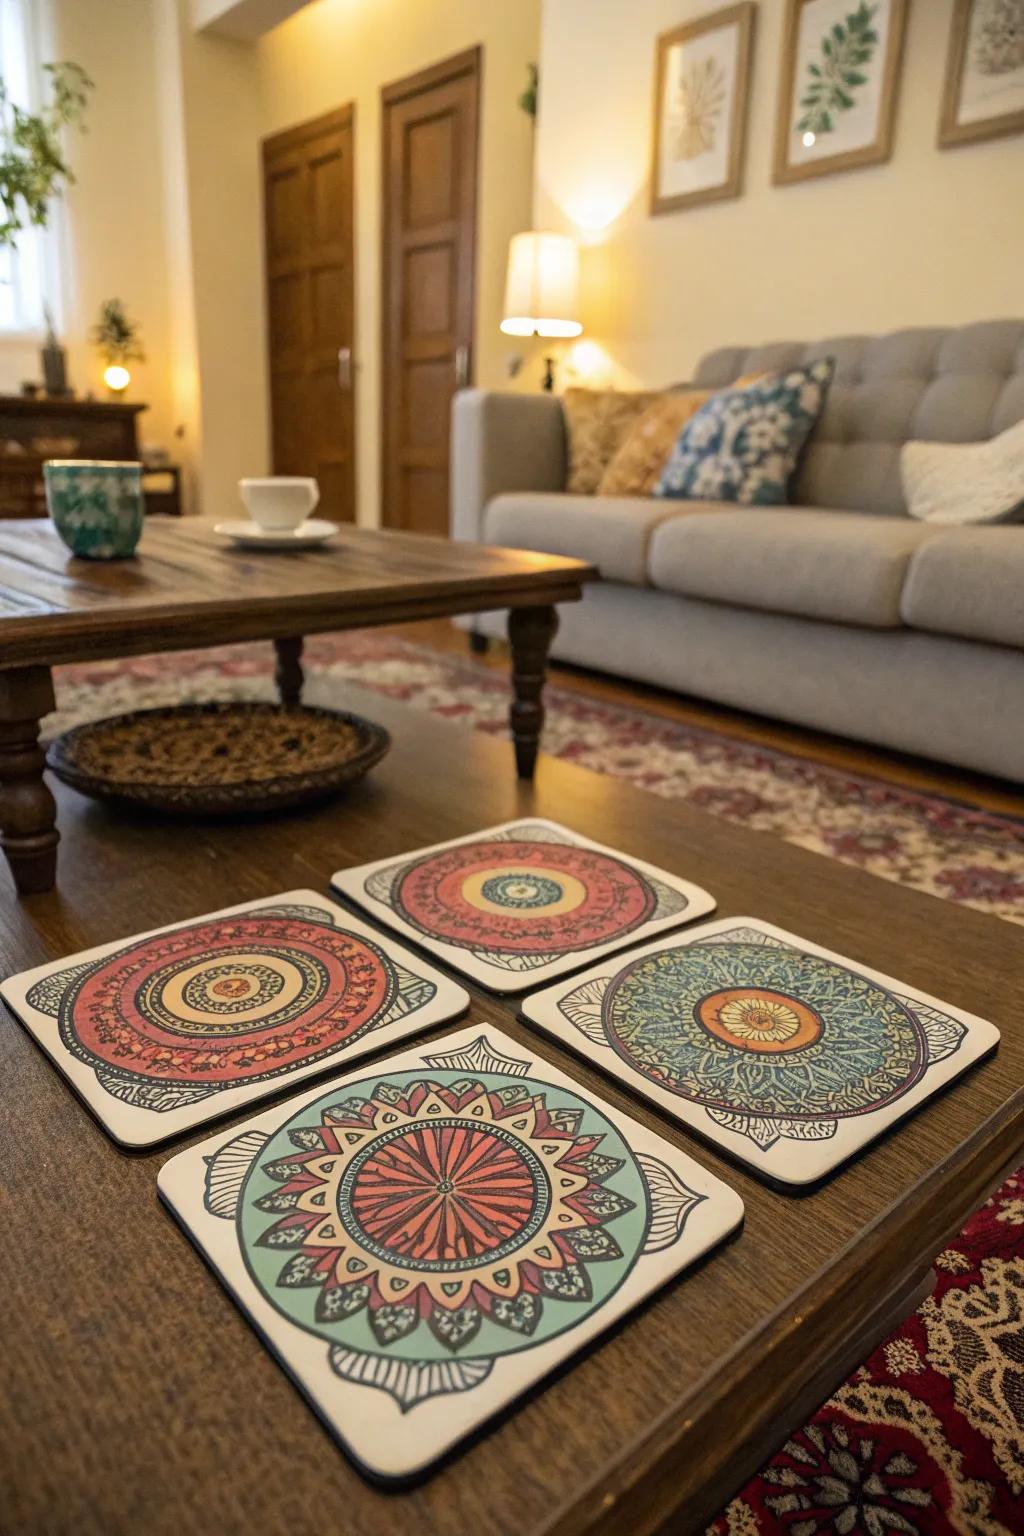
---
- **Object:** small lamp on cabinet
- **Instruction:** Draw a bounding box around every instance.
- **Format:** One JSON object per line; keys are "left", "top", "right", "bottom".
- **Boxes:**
{"left": 500, "top": 231, "right": 582, "bottom": 392}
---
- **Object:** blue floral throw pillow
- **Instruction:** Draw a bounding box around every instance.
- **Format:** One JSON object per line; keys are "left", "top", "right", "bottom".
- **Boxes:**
{"left": 654, "top": 359, "right": 834, "bottom": 505}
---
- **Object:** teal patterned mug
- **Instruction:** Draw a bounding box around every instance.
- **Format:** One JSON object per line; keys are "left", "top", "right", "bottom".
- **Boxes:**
{"left": 44, "top": 459, "right": 144, "bottom": 559}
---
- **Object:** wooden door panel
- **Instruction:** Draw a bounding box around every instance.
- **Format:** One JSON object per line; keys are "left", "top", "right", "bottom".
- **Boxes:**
{"left": 309, "top": 266, "right": 349, "bottom": 363}
{"left": 263, "top": 105, "right": 356, "bottom": 524}
{"left": 399, "top": 468, "right": 448, "bottom": 536}
{"left": 268, "top": 274, "right": 307, "bottom": 357}
{"left": 270, "top": 381, "right": 308, "bottom": 475}
{"left": 266, "top": 161, "right": 305, "bottom": 262}
{"left": 404, "top": 246, "right": 453, "bottom": 338}
{"left": 309, "top": 150, "right": 348, "bottom": 249}
{"left": 381, "top": 49, "right": 479, "bottom": 535}
{"left": 405, "top": 114, "right": 457, "bottom": 227}
{"left": 403, "top": 359, "right": 453, "bottom": 456}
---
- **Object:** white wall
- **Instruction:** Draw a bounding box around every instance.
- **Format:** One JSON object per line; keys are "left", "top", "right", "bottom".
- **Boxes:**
{"left": 536, "top": 0, "right": 1024, "bottom": 389}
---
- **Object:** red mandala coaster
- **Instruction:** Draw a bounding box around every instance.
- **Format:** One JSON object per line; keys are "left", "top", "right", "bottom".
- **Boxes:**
{"left": 65, "top": 914, "right": 395, "bottom": 1085}
{"left": 393, "top": 839, "right": 657, "bottom": 954}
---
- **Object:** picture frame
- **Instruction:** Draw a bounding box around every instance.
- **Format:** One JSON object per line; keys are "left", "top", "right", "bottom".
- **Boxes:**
{"left": 939, "top": 0, "right": 1024, "bottom": 149}
{"left": 650, "top": 3, "right": 757, "bottom": 215}
{"left": 772, "top": 0, "right": 908, "bottom": 184}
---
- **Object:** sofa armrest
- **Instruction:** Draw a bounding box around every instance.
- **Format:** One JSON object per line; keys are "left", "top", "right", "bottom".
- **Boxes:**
{"left": 450, "top": 389, "right": 567, "bottom": 543}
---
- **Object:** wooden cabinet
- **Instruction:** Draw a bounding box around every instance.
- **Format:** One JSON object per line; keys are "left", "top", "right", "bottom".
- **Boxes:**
{"left": 0, "top": 396, "right": 146, "bottom": 519}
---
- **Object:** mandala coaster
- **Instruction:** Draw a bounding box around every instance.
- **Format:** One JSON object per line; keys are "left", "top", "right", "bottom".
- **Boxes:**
{"left": 158, "top": 1024, "right": 743, "bottom": 1481}
{"left": 521, "top": 918, "right": 1000, "bottom": 1187}
{"left": 1, "top": 890, "right": 468, "bottom": 1147}
{"left": 330, "top": 819, "right": 716, "bottom": 992}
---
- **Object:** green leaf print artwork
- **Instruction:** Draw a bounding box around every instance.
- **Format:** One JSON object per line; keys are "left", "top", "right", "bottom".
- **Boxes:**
{"left": 797, "top": 2, "right": 879, "bottom": 137}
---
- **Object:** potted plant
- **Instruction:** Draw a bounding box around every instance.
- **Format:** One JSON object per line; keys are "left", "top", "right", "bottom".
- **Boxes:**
{"left": 0, "top": 61, "right": 92, "bottom": 248}
{"left": 92, "top": 298, "right": 145, "bottom": 395}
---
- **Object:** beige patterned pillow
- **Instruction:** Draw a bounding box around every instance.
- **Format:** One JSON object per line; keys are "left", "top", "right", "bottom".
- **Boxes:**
{"left": 599, "top": 391, "right": 711, "bottom": 496}
{"left": 562, "top": 388, "right": 659, "bottom": 494}
{"left": 598, "top": 375, "right": 768, "bottom": 498}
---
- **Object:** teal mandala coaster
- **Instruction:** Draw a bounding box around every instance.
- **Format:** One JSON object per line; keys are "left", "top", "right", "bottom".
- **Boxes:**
{"left": 522, "top": 917, "right": 1000, "bottom": 1186}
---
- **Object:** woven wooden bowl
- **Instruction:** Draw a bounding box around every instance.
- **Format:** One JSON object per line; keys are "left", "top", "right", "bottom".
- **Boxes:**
{"left": 47, "top": 701, "right": 391, "bottom": 817}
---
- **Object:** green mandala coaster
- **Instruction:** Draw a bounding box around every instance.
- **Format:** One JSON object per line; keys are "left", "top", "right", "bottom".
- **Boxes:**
{"left": 158, "top": 1025, "right": 743, "bottom": 1481}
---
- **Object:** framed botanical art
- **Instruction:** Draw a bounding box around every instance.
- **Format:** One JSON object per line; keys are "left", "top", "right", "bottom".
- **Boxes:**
{"left": 650, "top": 3, "right": 757, "bottom": 215}
{"left": 939, "top": 0, "right": 1024, "bottom": 148}
{"left": 773, "top": 0, "right": 908, "bottom": 184}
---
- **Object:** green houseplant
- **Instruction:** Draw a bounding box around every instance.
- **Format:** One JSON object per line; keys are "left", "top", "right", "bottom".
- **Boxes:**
{"left": 0, "top": 61, "right": 92, "bottom": 249}
{"left": 92, "top": 298, "right": 145, "bottom": 394}
{"left": 92, "top": 298, "right": 145, "bottom": 368}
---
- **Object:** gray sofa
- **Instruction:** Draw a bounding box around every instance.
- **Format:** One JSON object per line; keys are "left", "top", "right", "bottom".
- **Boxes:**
{"left": 451, "top": 320, "right": 1024, "bottom": 783}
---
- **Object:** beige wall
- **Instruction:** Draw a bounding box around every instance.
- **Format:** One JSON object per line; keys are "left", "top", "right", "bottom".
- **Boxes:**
{"left": 174, "top": 0, "right": 269, "bottom": 516}
{"left": 536, "top": 0, "right": 1024, "bottom": 389}
{"left": 257, "top": 0, "right": 541, "bottom": 525}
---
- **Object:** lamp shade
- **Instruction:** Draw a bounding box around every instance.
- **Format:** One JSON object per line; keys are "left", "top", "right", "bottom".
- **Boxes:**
{"left": 500, "top": 231, "right": 582, "bottom": 339}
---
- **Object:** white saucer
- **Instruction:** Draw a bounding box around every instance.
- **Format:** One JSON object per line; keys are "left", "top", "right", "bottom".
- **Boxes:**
{"left": 214, "top": 518, "right": 338, "bottom": 550}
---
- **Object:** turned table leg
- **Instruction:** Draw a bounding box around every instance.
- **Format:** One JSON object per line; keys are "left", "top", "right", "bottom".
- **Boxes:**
{"left": 274, "top": 636, "right": 305, "bottom": 706}
{"left": 0, "top": 666, "right": 59, "bottom": 895}
{"left": 508, "top": 605, "right": 559, "bottom": 780}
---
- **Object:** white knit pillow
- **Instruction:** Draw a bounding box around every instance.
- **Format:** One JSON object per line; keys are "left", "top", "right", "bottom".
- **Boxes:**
{"left": 901, "top": 418, "right": 1024, "bottom": 525}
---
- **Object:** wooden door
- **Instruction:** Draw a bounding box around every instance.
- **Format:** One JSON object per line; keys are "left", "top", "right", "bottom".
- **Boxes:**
{"left": 381, "top": 48, "right": 480, "bottom": 535}
{"left": 263, "top": 105, "right": 356, "bottom": 523}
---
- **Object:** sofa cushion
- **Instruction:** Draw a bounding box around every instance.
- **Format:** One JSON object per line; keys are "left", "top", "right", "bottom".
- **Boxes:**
{"left": 901, "top": 527, "right": 1024, "bottom": 648}
{"left": 648, "top": 508, "right": 939, "bottom": 628}
{"left": 598, "top": 374, "right": 766, "bottom": 497}
{"left": 561, "top": 388, "right": 658, "bottom": 494}
{"left": 901, "top": 417, "right": 1024, "bottom": 525}
{"left": 598, "top": 390, "right": 713, "bottom": 497}
{"left": 692, "top": 320, "right": 1024, "bottom": 516}
{"left": 484, "top": 492, "right": 689, "bottom": 585}
{"left": 655, "top": 361, "right": 834, "bottom": 506}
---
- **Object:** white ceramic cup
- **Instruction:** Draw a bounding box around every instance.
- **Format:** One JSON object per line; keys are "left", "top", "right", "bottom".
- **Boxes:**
{"left": 239, "top": 476, "right": 319, "bottom": 531}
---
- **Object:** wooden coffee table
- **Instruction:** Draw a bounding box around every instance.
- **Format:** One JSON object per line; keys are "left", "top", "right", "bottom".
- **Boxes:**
{"left": 2, "top": 683, "right": 1022, "bottom": 1536}
{"left": 0, "top": 517, "right": 594, "bottom": 894}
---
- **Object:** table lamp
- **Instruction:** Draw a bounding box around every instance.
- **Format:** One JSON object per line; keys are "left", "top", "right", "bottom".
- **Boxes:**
{"left": 500, "top": 231, "right": 582, "bottom": 391}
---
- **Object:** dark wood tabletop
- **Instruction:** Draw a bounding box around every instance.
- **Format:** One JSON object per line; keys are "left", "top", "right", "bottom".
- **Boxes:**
{"left": 0, "top": 519, "right": 596, "bottom": 894}
{"left": 0, "top": 517, "right": 594, "bottom": 665}
{"left": 1, "top": 681, "right": 1022, "bottom": 1536}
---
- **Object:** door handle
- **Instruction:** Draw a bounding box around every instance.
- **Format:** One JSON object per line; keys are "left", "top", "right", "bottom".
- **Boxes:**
{"left": 454, "top": 344, "right": 470, "bottom": 389}
{"left": 338, "top": 347, "right": 353, "bottom": 390}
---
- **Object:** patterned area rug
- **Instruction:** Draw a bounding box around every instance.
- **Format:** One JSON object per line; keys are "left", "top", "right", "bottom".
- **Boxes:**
{"left": 710, "top": 1175, "right": 1024, "bottom": 1536}
{"left": 48, "top": 631, "right": 1024, "bottom": 1532}
{"left": 50, "top": 631, "right": 1024, "bottom": 925}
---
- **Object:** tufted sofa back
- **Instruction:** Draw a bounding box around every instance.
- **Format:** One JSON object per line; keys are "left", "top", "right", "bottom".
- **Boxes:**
{"left": 692, "top": 319, "right": 1024, "bottom": 517}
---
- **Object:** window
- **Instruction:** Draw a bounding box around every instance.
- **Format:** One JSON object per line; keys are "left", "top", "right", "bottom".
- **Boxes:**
{"left": 0, "top": 0, "right": 58, "bottom": 334}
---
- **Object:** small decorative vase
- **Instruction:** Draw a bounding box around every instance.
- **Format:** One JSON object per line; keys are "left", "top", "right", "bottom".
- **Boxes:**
{"left": 41, "top": 340, "right": 70, "bottom": 397}
{"left": 44, "top": 460, "right": 144, "bottom": 559}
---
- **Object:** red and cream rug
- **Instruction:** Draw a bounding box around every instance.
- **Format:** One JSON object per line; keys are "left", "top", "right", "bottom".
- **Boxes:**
{"left": 49, "top": 631, "right": 1024, "bottom": 1533}
{"left": 51, "top": 631, "right": 1024, "bottom": 925}
{"left": 710, "top": 1174, "right": 1024, "bottom": 1536}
